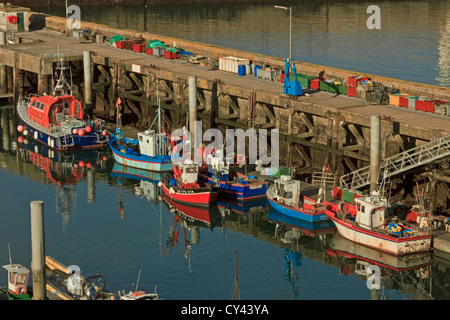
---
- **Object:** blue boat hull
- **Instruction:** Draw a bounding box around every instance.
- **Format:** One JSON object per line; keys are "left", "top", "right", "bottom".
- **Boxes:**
{"left": 109, "top": 136, "right": 172, "bottom": 172}
{"left": 19, "top": 120, "right": 108, "bottom": 150}
{"left": 266, "top": 187, "right": 329, "bottom": 223}
{"left": 198, "top": 172, "right": 268, "bottom": 201}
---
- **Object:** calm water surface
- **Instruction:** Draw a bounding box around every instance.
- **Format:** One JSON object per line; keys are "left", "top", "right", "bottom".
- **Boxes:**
{"left": 0, "top": 106, "right": 449, "bottom": 300}
{"left": 1, "top": 0, "right": 450, "bottom": 301}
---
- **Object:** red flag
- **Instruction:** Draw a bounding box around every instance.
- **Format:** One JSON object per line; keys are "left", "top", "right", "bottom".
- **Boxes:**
{"left": 116, "top": 97, "right": 121, "bottom": 108}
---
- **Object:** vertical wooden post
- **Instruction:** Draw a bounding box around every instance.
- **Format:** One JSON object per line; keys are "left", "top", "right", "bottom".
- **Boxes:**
{"left": 83, "top": 51, "right": 93, "bottom": 117}
{"left": 30, "top": 200, "right": 46, "bottom": 300}
{"left": 370, "top": 115, "right": 381, "bottom": 192}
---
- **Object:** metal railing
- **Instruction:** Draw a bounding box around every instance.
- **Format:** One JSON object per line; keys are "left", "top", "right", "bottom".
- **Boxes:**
{"left": 339, "top": 134, "right": 450, "bottom": 190}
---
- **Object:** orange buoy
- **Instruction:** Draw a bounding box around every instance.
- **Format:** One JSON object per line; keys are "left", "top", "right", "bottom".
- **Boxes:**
{"left": 17, "top": 125, "right": 24, "bottom": 132}
{"left": 85, "top": 126, "right": 92, "bottom": 133}
{"left": 72, "top": 128, "right": 78, "bottom": 135}
{"left": 78, "top": 129, "right": 85, "bottom": 136}
{"left": 17, "top": 136, "right": 24, "bottom": 143}
{"left": 79, "top": 161, "right": 85, "bottom": 167}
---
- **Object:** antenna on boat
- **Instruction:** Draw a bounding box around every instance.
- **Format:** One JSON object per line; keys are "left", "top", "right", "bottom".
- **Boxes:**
{"left": 135, "top": 269, "right": 142, "bottom": 292}
{"left": 8, "top": 243, "right": 12, "bottom": 265}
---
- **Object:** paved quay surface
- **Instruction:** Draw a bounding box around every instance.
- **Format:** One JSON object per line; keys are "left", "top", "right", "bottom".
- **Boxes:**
{"left": 14, "top": 29, "right": 450, "bottom": 136}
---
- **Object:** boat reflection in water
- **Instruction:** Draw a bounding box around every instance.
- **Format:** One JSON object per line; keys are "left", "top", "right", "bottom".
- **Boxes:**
{"left": 17, "top": 138, "right": 110, "bottom": 229}
{"left": 326, "top": 233, "right": 432, "bottom": 300}
{"left": 267, "top": 207, "right": 336, "bottom": 241}
{"left": 217, "top": 197, "right": 268, "bottom": 220}
{"left": 109, "top": 162, "right": 162, "bottom": 219}
{"left": 161, "top": 192, "right": 223, "bottom": 272}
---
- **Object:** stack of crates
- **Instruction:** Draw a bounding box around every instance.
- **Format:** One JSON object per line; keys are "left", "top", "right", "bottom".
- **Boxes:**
{"left": 416, "top": 99, "right": 449, "bottom": 114}
{"left": 388, "top": 93, "right": 408, "bottom": 106}
{"left": 348, "top": 76, "right": 364, "bottom": 97}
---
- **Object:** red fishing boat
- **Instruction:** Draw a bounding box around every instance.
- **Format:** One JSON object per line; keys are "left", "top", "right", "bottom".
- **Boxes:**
{"left": 16, "top": 58, "right": 109, "bottom": 150}
{"left": 159, "top": 160, "right": 219, "bottom": 207}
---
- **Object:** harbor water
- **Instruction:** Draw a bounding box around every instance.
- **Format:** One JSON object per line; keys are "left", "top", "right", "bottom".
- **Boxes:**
{"left": 0, "top": 1, "right": 449, "bottom": 301}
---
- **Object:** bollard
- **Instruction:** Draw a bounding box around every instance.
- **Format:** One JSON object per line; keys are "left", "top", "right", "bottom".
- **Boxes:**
{"left": 30, "top": 200, "right": 46, "bottom": 300}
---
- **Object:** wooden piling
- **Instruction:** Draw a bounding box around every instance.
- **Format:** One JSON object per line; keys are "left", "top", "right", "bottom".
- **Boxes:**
{"left": 30, "top": 200, "right": 46, "bottom": 300}
{"left": 370, "top": 115, "right": 381, "bottom": 192}
{"left": 83, "top": 50, "right": 93, "bottom": 117}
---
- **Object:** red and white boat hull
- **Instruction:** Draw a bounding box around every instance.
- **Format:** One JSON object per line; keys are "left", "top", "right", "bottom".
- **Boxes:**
{"left": 160, "top": 181, "right": 219, "bottom": 207}
{"left": 326, "top": 210, "right": 432, "bottom": 256}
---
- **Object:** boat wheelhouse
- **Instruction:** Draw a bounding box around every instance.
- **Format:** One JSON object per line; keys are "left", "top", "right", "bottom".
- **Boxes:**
{"left": 0, "top": 264, "right": 31, "bottom": 300}
{"left": 266, "top": 175, "right": 329, "bottom": 223}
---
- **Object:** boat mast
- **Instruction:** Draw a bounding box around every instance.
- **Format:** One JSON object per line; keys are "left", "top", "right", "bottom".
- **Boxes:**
{"left": 52, "top": 48, "right": 73, "bottom": 97}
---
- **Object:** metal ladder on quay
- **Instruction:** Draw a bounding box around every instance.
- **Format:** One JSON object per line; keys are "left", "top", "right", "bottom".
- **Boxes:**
{"left": 339, "top": 134, "right": 450, "bottom": 191}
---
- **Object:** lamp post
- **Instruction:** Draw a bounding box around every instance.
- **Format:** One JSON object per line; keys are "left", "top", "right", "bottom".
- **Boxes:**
{"left": 274, "top": 5, "right": 292, "bottom": 62}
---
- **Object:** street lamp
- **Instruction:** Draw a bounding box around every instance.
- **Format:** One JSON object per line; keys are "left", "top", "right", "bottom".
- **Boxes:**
{"left": 274, "top": 5, "right": 292, "bottom": 62}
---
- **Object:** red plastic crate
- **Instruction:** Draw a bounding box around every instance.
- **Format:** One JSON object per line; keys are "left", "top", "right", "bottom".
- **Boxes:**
{"left": 146, "top": 48, "right": 153, "bottom": 55}
{"left": 133, "top": 43, "right": 146, "bottom": 53}
{"left": 310, "top": 77, "right": 323, "bottom": 90}
{"left": 116, "top": 41, "right": 125, "bottom": 49}
{"left": 398, "top": 96, "right": 409, "bottom": 108}
{"left": 164, "top": 51, "right": 179, "bottom": 59}
{"left": 415, "top": 100, "right": 434, "bottom": 113}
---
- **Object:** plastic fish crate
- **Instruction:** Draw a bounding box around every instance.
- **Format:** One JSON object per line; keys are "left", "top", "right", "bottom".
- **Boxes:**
{"left": 310, "top": 77, "right": 324, "bottom": 90}
{"left": 398, "top": 96, "right": 410, "bottom": 108}
{"left": 116, "top": 40, "right": 125, "bottom": 49}
{"left": 133, "top": 43, "right": 146, "bottom": 53}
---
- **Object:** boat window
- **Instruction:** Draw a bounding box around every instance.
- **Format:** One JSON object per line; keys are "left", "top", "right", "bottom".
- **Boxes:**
{"left": 75, "top": 101, "right": 81, "bottom": 114}
{"left": 361, "top": 205, "right": 365, "bottom": 213}
{"left": 139, "top": 136, "right": 143, "bottom": 142}
{"left": 31, "top": 100, "right": 37, "bottom": 108}
{"left": 39, "top": 102, "right": 45, "bottom": 110}
{"left": 16, "top": 274, "right": 27, "bottom": 285}
{"left": 185, "top": 167, "right": 197, "bottom": 173}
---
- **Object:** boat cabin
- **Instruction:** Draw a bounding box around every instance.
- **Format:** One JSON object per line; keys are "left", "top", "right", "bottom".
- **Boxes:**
{"left": 274, "top": 175, "right": 301, "bottom": 207}
{"left": 2, "top": 264, "right": 29, "bottom": 296}
{"left": 27, "top": 95, "right": 83, "bottom": 128}
{"left": 354, "top": 193, "right": 386, "bottom": 230}
{"left": 206, "top": 154, "right": 231, "bottom": 182}
{"left": 138, "top": 130, "right": 167, "bottom": 157}
{"left": 174, "top": 159, "right": 199, "bottom": 185}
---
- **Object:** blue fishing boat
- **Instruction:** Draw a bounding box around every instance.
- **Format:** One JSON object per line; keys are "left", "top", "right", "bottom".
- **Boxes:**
{"left": 109, "top": 95, "right": 172, "bottom": 172}
{"left": 266, "top": 175, "right": 329, "bottom": 223}
{"left": 198, "top": 154, "right": 268, "bottom": 201}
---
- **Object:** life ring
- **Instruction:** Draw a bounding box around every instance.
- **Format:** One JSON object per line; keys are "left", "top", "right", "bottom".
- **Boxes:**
{"left": 7, "top": 15, "right": 17, "bottom": 24}
{"left": 237, "top": 154, "right": 245, "bottom": 164}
